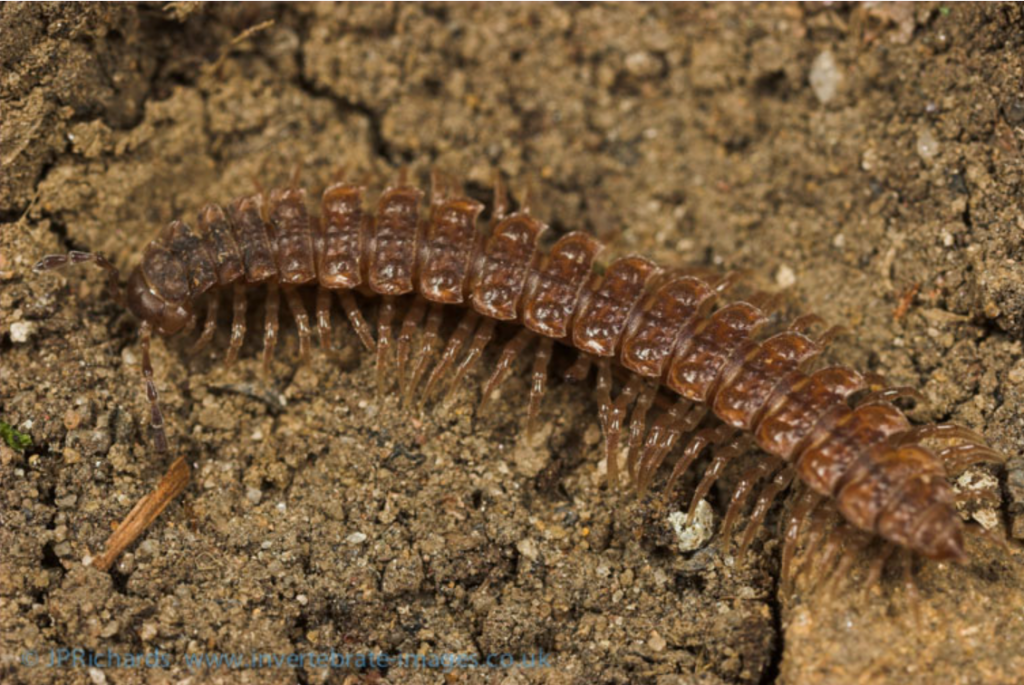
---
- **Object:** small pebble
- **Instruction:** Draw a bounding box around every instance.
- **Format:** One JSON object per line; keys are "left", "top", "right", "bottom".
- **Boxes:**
{"left": 117, "top": 553, "right": 135, "bottom": 575}
{"left": 668, "top": 500, "right": 716, "bottom": 552}
{"left": 860, "top": 149, "right": 878, "bottom": 172}
{"left": 775, "top": 264, "right": 796, "bottom": 288}
{"left": 517, "top": 538, "right": 539, "bottom": 561}
{"left": 347, "top": 532, "right": 367, "bottom": 545}
{"left": 137, "top": 539, "right": 158, "bottom": 559}
{"left": 1006, "top": 362, "right": 1024, "bottom": 385}
{"left": 9, "top": 321, "right": 35, "bottom": 343}
{"left": 916, "top": 128, "right": 940, "bottom": 162}
{"left": 64, "top": 409, "right": 83, "bottom": 431}
{"left": 809, "top": 50, "right": 840, "bottom": 104}
{"left": 88, "top": 668, "right": 107, "bottom": 685}
{"left": 139, "top": 622, "right": 158, "bottom": 641}
{"left": 624, "top": 50, "right": 662, "bottom": 78}
{"left": 100, "top": 620, "right": 119, "bottom": 638}
{"left": 55, "top": 494, "right": 78, "bottom": 509}
{"left": 246, "top": 486, "right": 263, "bottom": 505}
{"left": 649, "top": 630, "right": 667, "bottom": 652}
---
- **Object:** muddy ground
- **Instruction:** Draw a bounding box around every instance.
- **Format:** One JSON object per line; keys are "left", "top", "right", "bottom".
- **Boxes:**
{"left": 2, "top": 3, "right": 1024, "bottom": 684}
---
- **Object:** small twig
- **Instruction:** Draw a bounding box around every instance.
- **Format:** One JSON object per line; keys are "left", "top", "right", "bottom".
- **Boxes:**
{"left": 893, "top": 282, "right": 921, "bottom": 322}
{"left": 202, "top": 19, "right": 276, "bottom": 76}
{"left": 93, "top": 456, "right": 190, "bottom": 572}
{"left": 209, "top": 383, "right": 287, "bottom": 414}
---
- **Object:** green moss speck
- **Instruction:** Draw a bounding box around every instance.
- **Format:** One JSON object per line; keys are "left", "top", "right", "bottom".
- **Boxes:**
{"left": 0, "top": 421, "right": 32, "bottom": 451}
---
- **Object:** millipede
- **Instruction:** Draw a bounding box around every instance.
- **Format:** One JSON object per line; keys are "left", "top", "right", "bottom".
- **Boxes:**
{"left": 33, "top": 166, "right": 1008, "bottom": 589}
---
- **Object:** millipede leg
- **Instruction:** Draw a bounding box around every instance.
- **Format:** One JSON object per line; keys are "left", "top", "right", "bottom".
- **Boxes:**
{"left": 597, "top": 363, "right": 640, "bottom": 484}
{"left": 564, "top": 353, "right": 592, "bottom": 383}
{"left": 396, "top": 298, "right": 427, "bottom": 399}
{"left": 421, "top": 311, "right": 479, "bottom": 409}
{"left": 900, "top": 549, "right": 923, "bottom": 627}
{"left": 896, "top": 422, "right": 987, "bottom": 447}
{"left": 518, "top": 179, "right": 536, "bottom": 215}
{"left": 626, "top": 381, "right": 658, "bottom": 483}
{"left": 526, "top": 337, "right": 553, "bottom": 437}
{"left": 636, "top": 401, "right": 703, "bottom": 494}
{"left": 284, "top": 286, "right": 312, "bottom": 363}
{"left": 746, "top": 291, "right": 783, "bottom": 314}
{"left": 712, "top": 270, "right": 740, "bottom": 295}
{"left": 863, "top": 371, "right": 889, "bottom": 392}
{"left": 855, "top": 386, "right": 925, "bottom": 408}
{"left": 315, "top": 287, "right": 333, "bottom": 355}
{"left": 652, "top": 430, "right": 704, "bottom": 497}
{"left": 815, "top": 325, "right": 846, "bottom": 348}
{"left": 447, "top": 172, "right": 464, "bottom": 197}
{"left": 659, "top": 419, "right": 727, "bottom": 497}
{"left": 937, "top": 443, "right": 1006, "bottom": 474}
{"left": 430, "top": 167, "right": 449, "bottom": 206}
{"left": 490, "top": 171, "right": 510, "bottom": 229}
{"left": 823, "top": 533, "right": 868, "bottom": 601}
{"left": 595, "top": 360, "right": 617, "bottom": 481}
{"left": 794, "top": 506, "right": 833, "bottom": 582}
{"left": 788, "top": 313, "right": 826, "bottom": 335}
{"left": 225, "top": 282, "right": 248, "bottom": 367}
{"left": 685, "top": 432, "right": 749, "bottom": 520}
{"left": 336, "top": 290, "right": 375, "bottom": 352}
{"left": 480, "top": 328, "right": 535, "bottom": 414}
{"left": 139, "top": 321, "right": 168, "bottom": 453}
{"left": 180, "top": 313, "right": 198, "bottom": 338}
{"left": 720, "top": 459, "right": 779, "bottom": 544}
{"left": 811, "top": 525, "right": 848, "bottom": 593}
{"left": 737, "top": 465, "right": 796, "bottom": 562}
{"left": 781, "top": 489, "right": 823, "bottom": 586}
{"left": 262, "top": 282, "right": 280, "bottom": 376}
{"left": 407, "top": 303, "right": 445, "bottom": 404}
{"left": 441, "top": 317, "right": 497, "bottom": 412}
{"left": 861, "top": 543, "right": 896, "bottom": 605}
{"left": 376, "top": 296, "right": 396, "bottom": 398}
{"left": 189, "top": 296, "right": 219, "bottom": 354}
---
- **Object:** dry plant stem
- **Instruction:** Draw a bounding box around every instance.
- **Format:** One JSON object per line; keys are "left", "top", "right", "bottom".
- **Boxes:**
{"left": 92, "top": 456, "right": 191, "bottom": 572}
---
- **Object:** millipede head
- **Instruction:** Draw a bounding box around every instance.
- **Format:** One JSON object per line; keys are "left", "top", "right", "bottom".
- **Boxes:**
{"left": 126, "top": 267, "right": 194, "bottom": 336}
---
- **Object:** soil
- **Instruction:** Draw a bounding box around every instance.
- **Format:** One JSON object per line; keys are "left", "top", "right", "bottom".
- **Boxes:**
{"left": 2, "top": 3, "right": 1024, "bottom": 684}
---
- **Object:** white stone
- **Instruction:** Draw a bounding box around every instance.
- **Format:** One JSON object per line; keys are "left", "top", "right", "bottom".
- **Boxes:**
{"left": 516, "top": 538, "right": 539, "bottom": 561}
{"left": 809, "top": 50, "right": 841, "bottom": 104}
{"left": 775, "top": 264, "right": 796, "bottom": 288}
{"left": 9, "top": 321, "right": 34, "bottom": 343}
{"left": 668, "top": 500, "right": 715, "bottom": 552}
{"left": 916, "top": 128, "right": 940, "bottom": 162}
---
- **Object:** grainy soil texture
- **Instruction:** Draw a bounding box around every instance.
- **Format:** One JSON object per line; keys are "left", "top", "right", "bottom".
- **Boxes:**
{"left": 3, "top": 3, "right": 1024, "bottom": 685}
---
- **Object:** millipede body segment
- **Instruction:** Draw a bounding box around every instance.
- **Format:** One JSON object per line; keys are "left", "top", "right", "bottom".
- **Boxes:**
{"left": 34, "top": 169, "right": 1006, "bottom": 575}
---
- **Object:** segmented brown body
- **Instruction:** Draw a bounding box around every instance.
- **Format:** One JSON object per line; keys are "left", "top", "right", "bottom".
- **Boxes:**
{"left": 35, "top": 171, "right": 1005, "bottom": 570}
